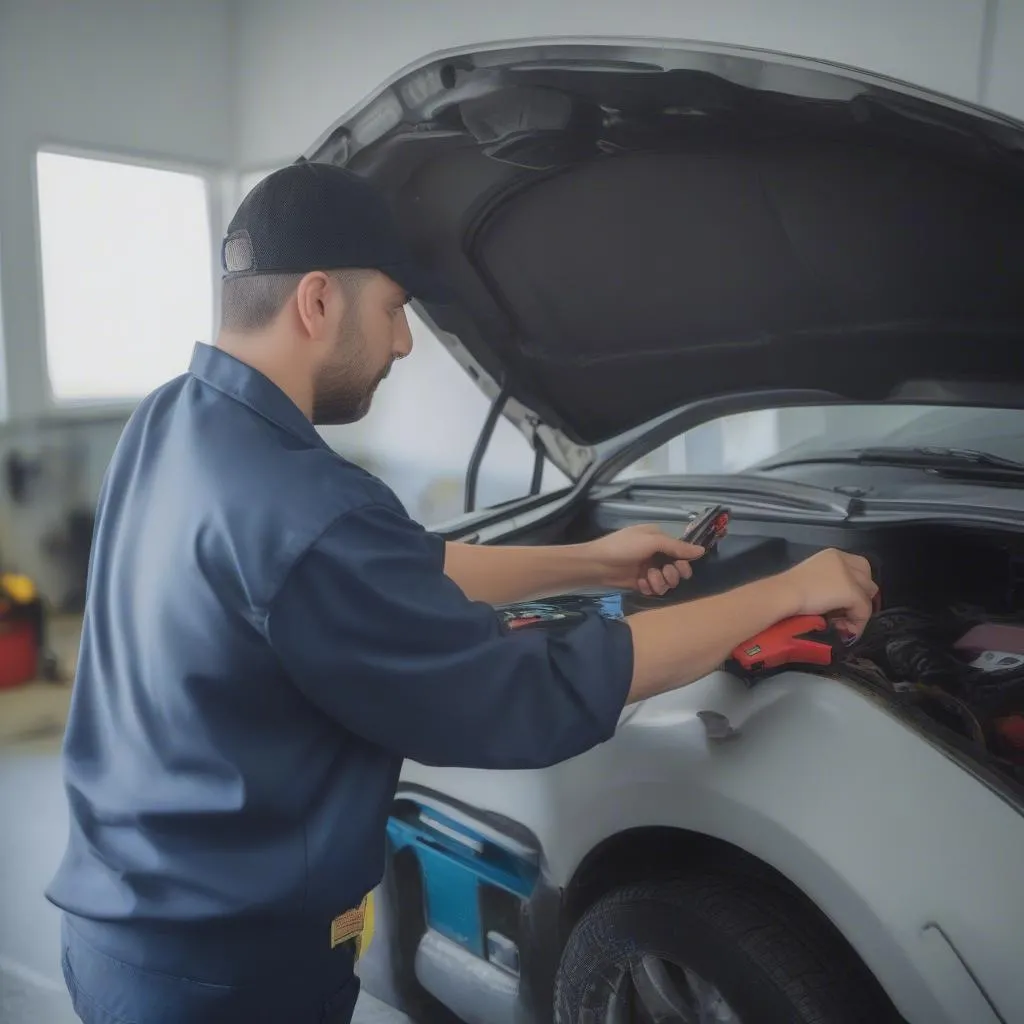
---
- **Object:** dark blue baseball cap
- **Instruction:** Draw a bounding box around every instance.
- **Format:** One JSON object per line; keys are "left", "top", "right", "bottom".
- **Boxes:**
{"left": 221, "top": 161, "right": 449, "bottom": 303}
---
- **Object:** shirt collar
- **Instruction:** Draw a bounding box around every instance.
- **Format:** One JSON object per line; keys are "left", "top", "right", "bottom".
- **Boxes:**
{"left": 188, "top": 342, "right": 329, "bottom": 449}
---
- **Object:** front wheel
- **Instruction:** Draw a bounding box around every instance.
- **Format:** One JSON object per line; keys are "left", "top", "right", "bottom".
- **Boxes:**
{"left": 553, "top": 876, "right": 900, "bottom": 1024}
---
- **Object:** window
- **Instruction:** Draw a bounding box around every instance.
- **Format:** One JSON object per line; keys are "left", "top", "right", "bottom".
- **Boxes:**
{"left": 37, "top": 151, "right": 214, "bottom": 403}
{"left": 614, "top": 410, "right": 787, "bottom": 480}
{"left": 613, "top": 404, "right": 1024, "bottom": 481}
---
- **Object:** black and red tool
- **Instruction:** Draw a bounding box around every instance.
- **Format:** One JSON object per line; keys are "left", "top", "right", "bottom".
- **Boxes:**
{"left": 650, "top": 505, "right": 730, "bottom": 574}
{"left": 682, "top": 504, "right": 730, "bottom": 550}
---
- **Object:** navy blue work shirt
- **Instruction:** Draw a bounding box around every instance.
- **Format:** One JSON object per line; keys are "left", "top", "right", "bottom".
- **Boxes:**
{"left": 46, "top": 343, "right": 633, "bottom": 959}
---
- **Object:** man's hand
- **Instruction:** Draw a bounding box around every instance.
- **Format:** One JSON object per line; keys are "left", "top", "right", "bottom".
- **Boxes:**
{"left": 444, "top": 525, "right": 703, "bottom": 606}
{"left": 777, "top": 548, "right": 879, "bottom": 640}
{"left": 587, "top": 524, "right": 706, "bottom": 596}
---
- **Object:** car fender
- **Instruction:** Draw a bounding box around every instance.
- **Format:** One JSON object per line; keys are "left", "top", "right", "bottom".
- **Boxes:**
{"left": 400, "top": 671, "right": 1023, "bottom": 1024}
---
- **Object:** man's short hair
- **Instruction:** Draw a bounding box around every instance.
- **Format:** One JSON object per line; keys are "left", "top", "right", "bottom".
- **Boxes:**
{"left": 220, "top": 269, "right": 371, "bottom": 333}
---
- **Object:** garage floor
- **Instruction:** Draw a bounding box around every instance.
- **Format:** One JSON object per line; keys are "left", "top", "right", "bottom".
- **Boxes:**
{"left": 0, "top": 619, "right": 411, "bottom": 1024}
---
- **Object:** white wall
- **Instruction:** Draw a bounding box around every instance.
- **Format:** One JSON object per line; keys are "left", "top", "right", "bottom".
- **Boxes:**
{"left": 0, "top": 0, "right": 233, "bottom": 598}
{"left": 231, "top": 0, "right": 997, "bottom": 169}
{"left": 0, "top": 0, "right": 233, "bottom": 422}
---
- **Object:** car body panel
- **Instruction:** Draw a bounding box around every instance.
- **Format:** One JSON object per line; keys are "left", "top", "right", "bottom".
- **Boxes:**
{"left": 394, "top": 668, "right": 1023, "bottom": 1023}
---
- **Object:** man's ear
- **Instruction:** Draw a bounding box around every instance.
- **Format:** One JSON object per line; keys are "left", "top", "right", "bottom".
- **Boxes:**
{"left": 294, "top": 271, "right": 334, "bottom": 338}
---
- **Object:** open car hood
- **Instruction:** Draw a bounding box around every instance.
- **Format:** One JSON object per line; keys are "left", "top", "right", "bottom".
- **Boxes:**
{"left": 307, "top": 39, "right": 1024, "bottom": 478}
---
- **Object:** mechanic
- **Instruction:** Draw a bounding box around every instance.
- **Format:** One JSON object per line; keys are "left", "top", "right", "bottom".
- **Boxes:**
{"left": 47, "top": 162, "right": 878, "bottom": 1024}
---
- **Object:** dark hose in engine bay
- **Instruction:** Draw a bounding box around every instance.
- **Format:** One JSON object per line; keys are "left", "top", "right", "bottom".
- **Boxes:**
{"left": 713, "top": 519, "right": 1024, "bottom": 788}
{"left": 836, "top": 605, "right": 1024, "bottom": 782}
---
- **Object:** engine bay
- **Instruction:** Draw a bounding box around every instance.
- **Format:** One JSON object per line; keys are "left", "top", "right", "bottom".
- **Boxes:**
{"left": 839, "top": 605, "right": 1024, "bottom": 784}
{"left": 676, "top": 515, "right": 1024, "bottom": 788}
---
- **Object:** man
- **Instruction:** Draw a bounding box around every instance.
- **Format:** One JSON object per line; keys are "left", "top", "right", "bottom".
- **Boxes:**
{"left": 48, "top": 162, "right": 877, "bottom": 1024}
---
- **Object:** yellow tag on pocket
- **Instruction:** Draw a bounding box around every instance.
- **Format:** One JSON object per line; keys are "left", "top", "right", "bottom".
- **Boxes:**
{"left": 330, "top": 902, "right": 364, "bottom": 949}
{"left": 330, "top": 892, "right": 375, "bottom": 958}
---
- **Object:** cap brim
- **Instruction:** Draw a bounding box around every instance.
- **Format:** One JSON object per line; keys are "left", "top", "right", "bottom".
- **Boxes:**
{"left": 381, "top": 261, "right": 453, "bottom": 305}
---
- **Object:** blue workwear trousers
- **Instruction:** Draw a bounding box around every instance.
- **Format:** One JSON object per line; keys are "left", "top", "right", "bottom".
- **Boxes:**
{"left": 60, "top": 916, "right": 360, "bottom": 1024}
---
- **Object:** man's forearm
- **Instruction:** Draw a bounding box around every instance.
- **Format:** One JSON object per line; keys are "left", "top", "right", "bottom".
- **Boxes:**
{"left": 626, "top": 574, "right": 801, "bottom": 703}
{"left": 444, "top": 542, "right": 604, "bottom": 605}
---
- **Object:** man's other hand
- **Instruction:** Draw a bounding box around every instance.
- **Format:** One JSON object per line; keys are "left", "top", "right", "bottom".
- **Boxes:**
{"left": 587, "top": 525, "right": 706, "bottom": 597}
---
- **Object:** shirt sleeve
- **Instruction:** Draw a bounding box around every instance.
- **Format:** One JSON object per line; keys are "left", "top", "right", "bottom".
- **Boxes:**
{"left": 264, "top": 501, "right": 634, "bottom": 770}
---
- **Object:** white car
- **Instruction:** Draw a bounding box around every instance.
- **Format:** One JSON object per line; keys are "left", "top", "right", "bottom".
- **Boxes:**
{"left": 305, "top": 39, "right": 1024, "bottom": 1024}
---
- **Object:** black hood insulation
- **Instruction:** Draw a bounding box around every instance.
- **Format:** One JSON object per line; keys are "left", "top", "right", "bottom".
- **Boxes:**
{"left": 325, "top": 51, "right": 1024, "bottom": 445}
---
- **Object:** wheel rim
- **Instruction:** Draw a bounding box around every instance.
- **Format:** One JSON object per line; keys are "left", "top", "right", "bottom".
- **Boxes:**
{"left": 600, "top": 955, "right": 742, "bottom": 1024}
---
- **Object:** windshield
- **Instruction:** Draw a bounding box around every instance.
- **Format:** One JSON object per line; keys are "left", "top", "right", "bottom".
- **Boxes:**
{"left": 614, "top": 405, "right": 1024, "bottom": 480}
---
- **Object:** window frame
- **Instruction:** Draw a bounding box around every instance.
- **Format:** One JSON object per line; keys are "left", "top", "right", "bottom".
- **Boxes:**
{"left": 31, "top": 143, "right": 229, "bottom": 417}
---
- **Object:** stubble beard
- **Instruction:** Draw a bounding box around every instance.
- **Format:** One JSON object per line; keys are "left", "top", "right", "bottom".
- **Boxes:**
{"left": 311, "top": 315, "right": 390, "bottom": 426}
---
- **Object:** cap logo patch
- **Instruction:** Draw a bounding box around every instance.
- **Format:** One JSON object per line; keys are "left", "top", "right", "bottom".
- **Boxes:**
{"left": 222, "top": 230, "right": 255, "bottom": 273}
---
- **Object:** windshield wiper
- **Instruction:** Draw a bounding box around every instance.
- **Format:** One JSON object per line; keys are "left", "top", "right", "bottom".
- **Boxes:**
{"left": 757, "top": 446, "right": 1024, "bottom": 480}
{"left": 854, "top": 446, "right": 1024, "bottom": 478}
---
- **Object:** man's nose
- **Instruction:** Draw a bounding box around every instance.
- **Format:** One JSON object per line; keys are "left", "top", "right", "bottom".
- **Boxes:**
{"left": 394, "top": 308, "right": 414, "bottom": 359}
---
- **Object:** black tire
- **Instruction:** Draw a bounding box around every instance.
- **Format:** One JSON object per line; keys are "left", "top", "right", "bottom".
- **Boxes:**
{"left": 554, "top": 876, "right": 901, "bottom": 1024}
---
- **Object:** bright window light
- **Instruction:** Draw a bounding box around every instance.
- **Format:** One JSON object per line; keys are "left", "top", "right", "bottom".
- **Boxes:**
{"left": 36, "top": 151, "right": 214, "bottom": 402}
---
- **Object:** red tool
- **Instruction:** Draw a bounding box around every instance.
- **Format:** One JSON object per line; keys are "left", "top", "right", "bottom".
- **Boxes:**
{"left": 730, "top": 590, "right": 882, "bottom": 676}
{"left": 729, "top": 616, "right": 836, "bottom": 673}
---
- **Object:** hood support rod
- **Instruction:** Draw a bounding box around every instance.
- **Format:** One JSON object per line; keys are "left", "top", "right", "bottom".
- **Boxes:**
{"left": 465, "top": 382, "right": 511, "bottom": 514}
{"left": 529, "top": 440, "right": 545, "bottom": 496}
